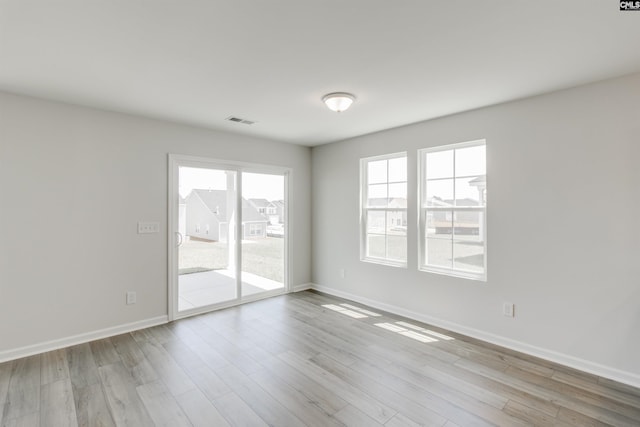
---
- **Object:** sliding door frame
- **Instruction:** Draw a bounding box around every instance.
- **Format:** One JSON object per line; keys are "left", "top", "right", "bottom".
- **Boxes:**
{"left": 168, "top": 154, "right": 291, "bottom": 321}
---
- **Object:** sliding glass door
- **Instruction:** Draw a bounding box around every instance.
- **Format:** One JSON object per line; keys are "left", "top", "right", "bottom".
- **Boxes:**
{"left": 169, "top": 155, "right": 288, "bottom": 319}
{"left": 241, "top": 172, "right": 285, "bottom": 297}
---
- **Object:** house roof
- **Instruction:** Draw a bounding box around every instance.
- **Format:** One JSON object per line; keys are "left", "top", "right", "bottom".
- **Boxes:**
{"left": 367, "top": 198, "right": 407, "bottom": 208}
{"left": 429, "top": 197, "right": 480, "bottom": 207}
{"left": 189, "top": 190, "right": 266, "bottom": 222}
{"left": 248, "top": 198, "right": 274, "bottom": 208}
{"left": 469, "top": 175, "right": 486, "bottom": 187}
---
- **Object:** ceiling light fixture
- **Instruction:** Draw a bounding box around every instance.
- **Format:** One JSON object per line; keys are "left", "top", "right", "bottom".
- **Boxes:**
{"left": 322, "top": 92, "right": 355, "bottom": 113}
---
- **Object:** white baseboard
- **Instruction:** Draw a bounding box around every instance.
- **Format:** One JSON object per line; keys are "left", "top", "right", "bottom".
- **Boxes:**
{"left": 309, "top": 283, "right": 640, "bottom": 389}
{"left": 292, "top": 282, "right": 313, "bottom": 292}
{"left": 0, "top": 315, "right": 168, "bottom": 363}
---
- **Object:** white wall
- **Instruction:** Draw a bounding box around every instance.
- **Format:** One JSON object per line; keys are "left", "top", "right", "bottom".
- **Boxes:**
{"left": 311, "top": 72, "right": 640, "bottom": 385}
{"left": 0, "top": 92, "right": 311, "bottom": 354}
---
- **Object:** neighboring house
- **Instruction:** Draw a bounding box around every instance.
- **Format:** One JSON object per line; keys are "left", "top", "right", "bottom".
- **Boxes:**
{"left": 428, "top": 175, "right": 486, "bottom": 236}
{"left": 366, "top": 198, "right": 407, "bottom": 231}
{"left": 272, "top": 200, "right": 286, "bottom": 224}
{"left": 185, "top": 189, "right": 268, "bottom": 241}
{"left": 429, "top": 197, "right": 481, "bottom": 235}
{"left": 249, "top": 198, "right": 279, "bottom": 225}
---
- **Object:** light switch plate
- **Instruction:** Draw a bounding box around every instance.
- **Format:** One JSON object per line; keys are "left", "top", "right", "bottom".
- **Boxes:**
{"left": 138, "top": 221, "right": 160, "bottom": 234}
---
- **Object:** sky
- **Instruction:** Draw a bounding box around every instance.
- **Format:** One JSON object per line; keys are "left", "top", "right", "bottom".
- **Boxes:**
{"left": 179, "top": 167, "right": 285, "bottom": 201}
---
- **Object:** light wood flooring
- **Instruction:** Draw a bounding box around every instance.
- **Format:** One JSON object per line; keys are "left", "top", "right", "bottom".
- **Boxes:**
{"left": 1, "top": 290, "right": 639, "bottom": 426}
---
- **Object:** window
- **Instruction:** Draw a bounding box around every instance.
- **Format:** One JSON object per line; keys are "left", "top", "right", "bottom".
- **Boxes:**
{"left": 361, "top": 152, "right": 407, "bottom": 266}
{"left": 419, "top": 140, "right": 486, "bottom": 280}
{"left": 249, "top": 223, "right": 262, "bottom": 236}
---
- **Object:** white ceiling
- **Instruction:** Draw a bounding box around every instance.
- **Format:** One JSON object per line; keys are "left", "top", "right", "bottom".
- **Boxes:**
{"left": 1, "top": 1, "right": 639, "bottom": 146}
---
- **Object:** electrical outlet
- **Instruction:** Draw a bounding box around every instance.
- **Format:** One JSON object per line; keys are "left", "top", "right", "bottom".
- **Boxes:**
{"left": 126, "top": 291, "right": 137, "bottom": 305}
{"left": 340, "top": 268, "right": 346, "bottom": 278}
{"left": 503, "top": 302, "right": 514, "bottom": 317}
{"left": 138, "top": 221, "right": 160, "bottom": 234}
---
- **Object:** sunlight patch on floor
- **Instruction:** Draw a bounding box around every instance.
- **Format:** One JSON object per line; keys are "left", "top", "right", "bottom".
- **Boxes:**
{"left": 375, "top": 321, "right": 455, "bottom": 343}
{"left": 322, "top": 304, "right": 369, "bottom": 318}
{"left": 396, "top": 321, "right": 455, "bottom": 340}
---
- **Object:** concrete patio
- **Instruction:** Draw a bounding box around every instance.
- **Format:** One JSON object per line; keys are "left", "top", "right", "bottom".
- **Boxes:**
{"left": 178, "top": 269, "right": 284, "bottom": 311}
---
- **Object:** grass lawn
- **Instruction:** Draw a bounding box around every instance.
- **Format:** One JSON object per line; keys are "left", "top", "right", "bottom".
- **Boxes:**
{"left": 179, "top": 237, "right": 284, "bottom": 283}
{"left": 367, "top": 231, "right": 484, "bottom": 272}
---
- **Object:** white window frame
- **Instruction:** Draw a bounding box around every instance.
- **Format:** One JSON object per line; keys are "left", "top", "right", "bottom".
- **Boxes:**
{"left": 419, "top": 140, "right": 487, "bottom": 281}
{"left": 360, "top": 152, "right": 408, "bottom": 268}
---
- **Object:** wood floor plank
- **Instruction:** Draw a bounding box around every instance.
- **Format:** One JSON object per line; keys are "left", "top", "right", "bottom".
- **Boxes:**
{"left": 2, "top": 356, "right": 40, "bottom": 421}
{"left": 248, "top": 314, "right": 341, "bottom": 361}
{"left": 347, "top": 357, "right": 494, "bottom": 427}
{"left": 411, "top": 359, "right": 509, "bottom": 409}
{"left": 552, "top": 370, "right": 640, "bottom": 410}
{"left": 356, "top": 357, "right": 528, "bottom": 426}
{"left": 109, "top": 333, "right": 158, "bottom": 386}
{"left": 135, "top": 380, "right": 191, "bottom": 427}
{"left": 213, "top": 363, "right": 307, "bottom": 427}
{"left": 502, "top": 399, "right": 555, "bottom": 427}
{"left": 1, "top": 411, "right": 39, "bottom": 427}
{"left": 0, "top": 361, "right": 13, "bottom": 407}
{"left": 556, "top": 406, "right": 613, "bottom": 427}
{"left": 246, "top": 310, "right": 361, "bottom": 367}
{"left": 164, "top": 328, "right": 229, "bottom": 370}
{"left": 598, "top": 377, "right": 640, "bottom": 398}
{"left": 89, "top": 339, "right": 120, "bottom": 368}
{"left": 310, "top": 352, "right": 448, "bottom": 426}
{"left": 66, "top": 343, "right": 115, "bottom": 427}
{"left": 40, "top": 350, "right": 69, "bottom": 385}
{"left": 334, "top": 404, "right": 385, "bottom": 427}
{"left": 72, "top": 382, "right": 115, "bottom": 427}
{"left": 136, "top": 340, "right": 196, "bottom": 397}
{"left": 145, "top": 325, "right": 178, "bottom": 345}
{"left": 211, "top": 392, "right": 269, "bottom": 427}
{"left": 338, "top": 315, "right": 461, "bottom": 365}
{"left": 66, "top": 344, "right": 100, "bottom": 390}
{"left": 40, "top": 379, "right": 78, "bottom": 427}
{"left": 174, "top": 388, "right": 231, "bottom": 427}
{"left": 419, "top": 352, "right": 560, "bottom": 417}
{"left": 385, "top": 412, "right": 432, "bottom": 427}
{"left": 257, "top": 354, "right": 349, "bottom": 415}
{"left": 279, "top": 350, "right": 397, "bottom": 424}
{"left": 505, "top": 365, "right": 640, "bottom": 425}
{"left": 184, "top": 318, "right": 264, "bottom": 375}
{"left": 98, "top": 362, "right": 154, "bottom": 426}
{"left": 456, "top": 357, "right": 636, "bottom": 425}
{"left": 248, "top": 367, "right": 346, "bottom": 427}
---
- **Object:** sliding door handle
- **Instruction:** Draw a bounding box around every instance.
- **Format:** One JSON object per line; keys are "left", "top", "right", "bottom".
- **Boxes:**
{"left": 176, "top": 231, "right": 183, "bottom": 247}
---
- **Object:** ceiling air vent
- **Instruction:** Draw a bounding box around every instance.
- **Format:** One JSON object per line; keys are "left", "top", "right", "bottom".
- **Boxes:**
{"left": 226, "top": 116, "right": 256, "bottom": 125}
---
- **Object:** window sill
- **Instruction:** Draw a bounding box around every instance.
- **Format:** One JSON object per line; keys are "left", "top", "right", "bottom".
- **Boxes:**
{"left": 361, "top": 257, "right": 407, "bottom": 269}
{"left": 419, "top": 266, "right": 486, "bottom": 282}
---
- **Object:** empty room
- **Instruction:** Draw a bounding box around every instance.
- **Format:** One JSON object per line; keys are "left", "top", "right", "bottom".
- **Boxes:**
{"left": 1, "top": 1, "right": 640, "bottom": 426}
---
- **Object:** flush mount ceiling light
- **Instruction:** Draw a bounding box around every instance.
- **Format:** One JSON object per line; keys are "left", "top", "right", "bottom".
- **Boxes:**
{"left": 322, "top": 92, "right": 356, "bottom": 113}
